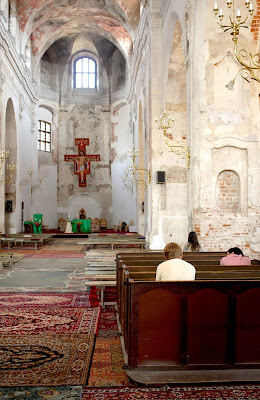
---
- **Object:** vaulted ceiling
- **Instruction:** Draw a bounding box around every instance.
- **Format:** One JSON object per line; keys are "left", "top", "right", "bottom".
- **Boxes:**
{"left": 18, "top": 0, "right": 140, "bottom": 59}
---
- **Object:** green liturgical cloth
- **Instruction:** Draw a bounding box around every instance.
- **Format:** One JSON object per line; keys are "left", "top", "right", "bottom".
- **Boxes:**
{"left": 33, "top": 214, "right": 43, "bottom": 234}
{"left": 71, "top": 219, "right": 91, "bottom": 233}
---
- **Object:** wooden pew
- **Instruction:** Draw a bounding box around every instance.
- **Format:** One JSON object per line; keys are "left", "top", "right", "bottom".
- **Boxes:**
{"left": 116, "top": 252, "right": 260, "bottom": 332}
{"left": 123, "top": 280, "right": 260, "bottom": 384}
{"left": 118, "top": 266, "right": 260, "bottom": 345}
{"left": 116, "top": 256, "right": 259, "bottom": 328}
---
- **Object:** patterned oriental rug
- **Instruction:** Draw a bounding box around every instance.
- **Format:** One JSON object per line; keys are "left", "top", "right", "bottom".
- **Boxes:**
{"left": 89, "top": 286, "right": 117, "bottom": 307}
{"left": 0, "top": 295, "right": 100, "bottom": 386}
{"left": 87, "top": 308, "right": 129, "bottom": 387}
{"left": 25, "top": 253, "right": 85, "bottom": 258}
{"left": 82, "top": 385, "right": 260, "bottom": 399}
{"left": 0, "top": 385, "right": 82, "bottom": 399}
{"left": 0, "top": 292, "right": 91, "bottom": 307}
{"left": 39, "top": 245, "right": 84, "bottom": 252}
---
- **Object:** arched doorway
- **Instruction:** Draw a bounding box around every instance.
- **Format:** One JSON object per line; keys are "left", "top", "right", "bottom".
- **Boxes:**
{"left": 5, "top": 98, "right": 17, "bottom": 234}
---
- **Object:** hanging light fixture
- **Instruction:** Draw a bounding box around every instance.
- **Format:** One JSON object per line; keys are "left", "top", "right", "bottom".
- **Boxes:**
{"left": 213, "top": 1, "right": 259, "bottom": 89}
{"left": 0, "top": 148, "right": 17, "bottom": 185}
{"left": 122, "top": 146, "right": 151, "bottom": 191}
{"left": 155, "top": 111, "right": 190, "bottom": 168}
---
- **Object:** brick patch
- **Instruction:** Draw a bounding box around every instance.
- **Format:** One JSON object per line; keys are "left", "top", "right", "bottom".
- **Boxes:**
{"left": 217, "top": 170, "right": 240, "bottom": 213}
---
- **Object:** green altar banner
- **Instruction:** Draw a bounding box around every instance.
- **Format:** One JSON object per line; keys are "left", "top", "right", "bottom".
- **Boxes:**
{"left": 33, "top": 214, "right": 43, "bottom": 234}
{"left": 71, "top": 219, "right": 91, "bottom": 233}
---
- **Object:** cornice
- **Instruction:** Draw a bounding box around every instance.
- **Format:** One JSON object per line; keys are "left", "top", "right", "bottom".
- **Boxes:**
{"left": 126, "top": 6, "right": 150, "bottom": 104}
{"left": 0, "top": 15, "right": 39, "bottom": 105}
{"left": 160, "top": 0, "right": 171, "bottom": 24}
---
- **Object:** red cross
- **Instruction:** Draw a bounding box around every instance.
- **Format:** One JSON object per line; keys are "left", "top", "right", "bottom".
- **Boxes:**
{"left": 64, "top": 138, "right": 100, "bottom": 187}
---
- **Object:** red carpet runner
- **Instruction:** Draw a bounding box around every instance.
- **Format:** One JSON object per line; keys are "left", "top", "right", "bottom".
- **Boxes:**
{"left": 82, "top": 385, "right": 260, "bottom": 399}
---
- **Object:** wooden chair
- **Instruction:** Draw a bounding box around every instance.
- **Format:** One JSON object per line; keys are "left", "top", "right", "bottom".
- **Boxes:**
{"left": 58, "top": 218, "right": 66, "bottom": 232}
{"left": 91, "top": 218, "right": 100, "bottom": 232}
{"left": 114, "top": 220, "right": 122, "bottom": 232}
{"left": 125, "top": 220, "right": 133, "bottom": 232}
{"left": 79, "top": 208, "right": 86, "bottom": 220}
{"left": 99, "top": 218, "right": 107, "bottom": 231}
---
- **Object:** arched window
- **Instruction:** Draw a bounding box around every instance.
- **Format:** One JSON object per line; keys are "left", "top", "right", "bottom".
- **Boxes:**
{"left": 74, "top": 57, "right": 97, "bottom": 89}
{"left": 38, "top": 120, "right": 51, "bottom": 152}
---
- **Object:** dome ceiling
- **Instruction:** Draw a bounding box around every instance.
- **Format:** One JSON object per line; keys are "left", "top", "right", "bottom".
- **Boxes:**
{"left": 18, "top": 0, "right": 140, "bottom": 58}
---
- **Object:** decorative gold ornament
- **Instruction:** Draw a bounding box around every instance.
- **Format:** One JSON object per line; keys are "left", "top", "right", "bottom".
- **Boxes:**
{"left": 19, "top": 169, "right": 43, "bottom": 193}
{"left": 19, "top": 169, "right": 33, "bottom": 190}
{"left": 155, "top": 111, "right": 190, "bottom": 168}
{"left": 213, "top": 1, "right": 259, "bottom": 88}
{"left": 0, "top": 148, "right": 17, "bottom": 185}
{"left": 122, "top": 146, "right": 151, "bottom": 191}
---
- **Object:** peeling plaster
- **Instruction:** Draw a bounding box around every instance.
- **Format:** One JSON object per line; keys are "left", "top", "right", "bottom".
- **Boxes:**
{"left": 19, "top": 0, "right": 135, "bottom": 57}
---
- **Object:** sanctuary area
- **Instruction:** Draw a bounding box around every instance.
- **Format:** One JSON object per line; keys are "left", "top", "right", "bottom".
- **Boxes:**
{"left": 0, "top": 0, "right": 259, "bottom": 258}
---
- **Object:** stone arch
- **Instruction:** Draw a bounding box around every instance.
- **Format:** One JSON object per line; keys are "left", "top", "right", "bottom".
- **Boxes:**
{"left": 216, "top": 170, "right": 240, "bottom": 213}
{"left": 68, "top": 193, "right": 101, "bottom": 220}
{"left": 5, "top": 98, "right": 17, "bottom": 234}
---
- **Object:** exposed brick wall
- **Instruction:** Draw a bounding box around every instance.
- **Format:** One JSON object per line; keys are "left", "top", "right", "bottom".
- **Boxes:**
{"left": 192, "top": 210, "right": 260, "bottom": 259}
{"left": 217, "top": 170, "right": 240, "bottom": 213}
{"left": 251, "top": 0, "right": 260, "bottom": 40}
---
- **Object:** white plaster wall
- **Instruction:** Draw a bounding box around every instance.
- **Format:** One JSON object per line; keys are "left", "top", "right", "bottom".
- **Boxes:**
{"left": 33, "top": 164, "right": 57, "bottom": 229}
{"left": 68, "top": 194, "right": 101, "bottom": 220}
{"left": 18, "top": 109, "right": 36, "bottom": 227}
{"left": 111, "top": 104, "right": 135, "bottom": 226}
{"left": 32, "top": 106, "right": 57, "bottom": 228}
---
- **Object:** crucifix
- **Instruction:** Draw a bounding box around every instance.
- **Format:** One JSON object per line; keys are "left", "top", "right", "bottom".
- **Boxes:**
{"left": 64, "top": 138, "right": 100, "bottom": 187}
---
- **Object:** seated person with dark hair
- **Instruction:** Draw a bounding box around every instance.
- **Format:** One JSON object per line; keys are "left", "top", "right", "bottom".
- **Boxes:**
{"left": 220, "top": 247, "right": 251, "bottom": 266}
{"left": 156, "top": 242, "right": 196, "bottom": 281}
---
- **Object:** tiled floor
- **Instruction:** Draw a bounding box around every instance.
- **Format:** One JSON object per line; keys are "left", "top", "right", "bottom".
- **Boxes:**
{"left": 0, "top": 239, "right": 88, "bottom": 291}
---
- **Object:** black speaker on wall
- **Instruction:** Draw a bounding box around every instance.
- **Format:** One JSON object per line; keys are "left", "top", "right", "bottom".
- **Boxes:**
{"left": 6, "top": 200, "right": 13, "bottom": 212}
{"left": 156, "top": 171, "right": 166, "bottom": 184}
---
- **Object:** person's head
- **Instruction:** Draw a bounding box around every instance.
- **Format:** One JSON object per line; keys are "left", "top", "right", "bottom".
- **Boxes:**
{"left": 79, "top": 150, "right": 84, "bottom": 156}
{"left": 187, "top": 231, "right": 199, "bottom": 250}
{"left": 227, "top": 247, "right": 244, "bottom": 256}
{"left": 164, "top": 242, "right": 183, "bottom": 260}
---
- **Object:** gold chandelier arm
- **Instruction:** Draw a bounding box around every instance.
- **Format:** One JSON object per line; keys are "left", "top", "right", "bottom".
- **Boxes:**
{"left": 165, "top": 139, "right": 190, "bottom": 168}
{"left": 233, "top": 42, "right": 260, "bottom": 84}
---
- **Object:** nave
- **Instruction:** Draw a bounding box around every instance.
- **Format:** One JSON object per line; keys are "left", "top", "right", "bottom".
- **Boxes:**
{"left": 0, "top": 237, "right": 259, "bottom": 399}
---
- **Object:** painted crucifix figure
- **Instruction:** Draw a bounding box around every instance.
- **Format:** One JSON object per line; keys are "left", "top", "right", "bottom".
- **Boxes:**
{"left": 64, "top": 138, "right": 100, "bottom": 187}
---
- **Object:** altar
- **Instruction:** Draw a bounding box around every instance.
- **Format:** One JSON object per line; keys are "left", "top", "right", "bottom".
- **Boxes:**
{"left": 68, "top": 219, "right": 91, "bottom": 233}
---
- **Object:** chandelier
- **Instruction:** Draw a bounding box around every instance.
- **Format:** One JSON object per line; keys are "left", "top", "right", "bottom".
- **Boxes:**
{"left": 0, "top": 148, "right": 17, "bottom": 185}
{"left": 155, "top": 111, "right": 190, "bottom": 168}
{"left": 122, "top": 146, "right": 151, "bottom": 191}
{"left": 213, "top": 1, "right": 259, "bottom": 89}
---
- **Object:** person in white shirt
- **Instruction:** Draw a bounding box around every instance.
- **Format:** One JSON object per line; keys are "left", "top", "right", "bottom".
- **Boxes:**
{"left": 156, "top": 242, "right": 196, "bottom": 281}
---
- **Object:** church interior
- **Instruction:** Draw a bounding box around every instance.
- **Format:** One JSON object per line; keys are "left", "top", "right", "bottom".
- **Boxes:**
{"left": 0, "top": 0, "right": 260, "bottom": 398}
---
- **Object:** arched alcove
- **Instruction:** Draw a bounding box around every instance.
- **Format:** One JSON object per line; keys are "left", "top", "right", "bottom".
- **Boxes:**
{"left": 5, "top": 98, "right": 17, "bottom": 234}
{"left": 216, "top": 170, "right": 240, "bottom": 213}
{"left": 68, "top": 194, "right": 101, "bottom": 220}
